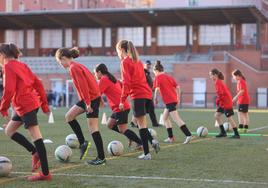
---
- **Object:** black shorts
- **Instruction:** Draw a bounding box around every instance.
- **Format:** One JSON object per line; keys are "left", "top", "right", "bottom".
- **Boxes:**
{"left": 166, "top": 102, "right": 177, "bottom": 112}
{"left": 110, "top": 109, "right": 130, "bottom": 125}
{"left": 238, "top": 104, "right": 249, "bottom": 113}
{"left": 12, "top": 108, "right": 39, "bottom": 129}
{"left": 216, "top": 107, "right": 234, "bottom": 118}
{"left": 76, "top": 97, "right": 101, "bottom": 118}
{"left": 132, "top": 98, "right": 152, "bottom": 117}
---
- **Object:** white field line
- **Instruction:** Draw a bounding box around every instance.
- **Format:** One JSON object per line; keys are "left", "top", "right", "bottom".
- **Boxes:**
{"left": 12, "top": 172, "right": 268, "bottom": 186}
{"left": 248, "top": 125, "right": 268, "bottom": 132}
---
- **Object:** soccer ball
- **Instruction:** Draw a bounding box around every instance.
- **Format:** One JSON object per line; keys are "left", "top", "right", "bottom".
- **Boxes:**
{"left": 65, "top": 134, "right": 79, "bottom": 149}
{"left": 196, "top": 126, "right": 208, "bottom": 137}
{"left": 55, "top": 145, "right": 72, "bottom": 162}
{"left": 107, "top": 141, "right": 124, "bottom": 156}
{"left": 148, "top": 128, "right": 157, "bottom": 138}
{"left": 0, "top": 156, "right": 12, "bottom": 177}
{"left": 223, "top": 122, "right": 231, "bottom": 132}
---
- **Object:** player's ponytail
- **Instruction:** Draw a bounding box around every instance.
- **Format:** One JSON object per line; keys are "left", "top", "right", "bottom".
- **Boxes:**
{"left": 55, "top": 47, "right": 79, "bottom": 60}
{"left": 210, "top": 68, "right": 224, "bottom": 80}
{"left": 232, "top": 69, "right": 246, "bottom": 80}
{"left": 154, "top": 60, "right": 164, "bottom": 72}
{"left": 116, "top": 40, "right": 139, "bottom": 62}
{"left": 95, "top": 63, "right": 117, "bottom": 84}
{"left": 0, "top": 43, "right": 22, "bottom": 59}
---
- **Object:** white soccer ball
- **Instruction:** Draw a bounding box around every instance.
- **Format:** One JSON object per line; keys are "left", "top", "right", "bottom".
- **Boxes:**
{"left": 148, "top": 128, "right": 157, "bottom": 138}
{"left": 223, "top": 122, "right": 231, "bottom": 132}
{"left": 107, "top": 141, "right": 124, "bottom": 156}
{"left": 0, "top": 156, "right": 12, "bottom": 177}
{"left": 65, "top": 134, "right": 79, "bottom": 149}
{"left": 55, "top": 145, "right": 72, "bottom": 162}
{"left": 196, "top": 126, "right": 208, "bottom": 137}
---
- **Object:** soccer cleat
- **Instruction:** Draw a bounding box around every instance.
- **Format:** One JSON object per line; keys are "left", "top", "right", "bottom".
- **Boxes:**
{"left": 152, "top": 139, "right": 160, "bottom": 153}
{"left": 138, "top": 153, "right": 151, "bottom": 160}
{"left": 243, "top": 128, "right": 248, "bottom": 133}
{"left": 31, "top": 152, "right": 40, "bottom": 172}
{"left": 80, "top": 141, "right": 91, "bottom": 160}
{"left": 215, "top": 132, "right": 227, "bottom": 138}
{"left": 86, "top": 157, "right": 106, "bottom": 165}
{"left": 164, "top": 137, "right": 175, "bottom": 143}
{"left": 27, "top": 172, "right": 52, "bottom": 181}
{"left": 183, "top": 136, "right": 193, "bottom": 144}
{"left": 229, "top": 135, "right": 240, "bottom": 139}
{"left": 238, "top": 128, "right": 244, "bottom": 133}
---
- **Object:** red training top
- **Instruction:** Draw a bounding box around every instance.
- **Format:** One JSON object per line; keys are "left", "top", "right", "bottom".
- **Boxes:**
{"left": 237, "top": 79, "right": 250, "bottom": 105}
{"left": 0, "top": 60, "right": 49, "bottom": 117}
{"left": 120, "top": 56, "right": 152, "bottom": 103}
{"left": 98, "top": 75, "right": 130, "bottom": 112}
{"left": 154, "top": 73, "right": 179, "bottom": 104}
{"left": 214, "top": 79, "right": 233, "bottom": 109}
{"left": 69, "top": 62, "right": 100, "bottom": 105}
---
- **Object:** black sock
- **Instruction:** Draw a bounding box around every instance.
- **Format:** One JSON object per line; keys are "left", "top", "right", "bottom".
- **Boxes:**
{"left": 147, "top": 129, "right": 153, "bottom": 144}
{"left": 167, "top": 128, "right": 173, "bottom": 138}
{"left": 244, "top": 125, "right": 249, "bottom": 129}
{"left": 111, "top": 125, "right": 120, "bottom": 133}
{"left": 139, "top": 128, "right": 150, "bottom": 155}
{"left": 68, "top": 119, "right": 85, "bottom": 145}
{"left": 34, "top": 139, "right": 49, "bottom": 176}
{"left": 11, "top": 132, "right": 36, "bottom": 155}
{"left": 180, "top": 125, "right": 192, "bottom": 136}
{"left": 124, "top": 129, "right": 142, "bottom": 145}
{"left": 92, "top": 131, "right": 105, "bottom": 160}
{"left": 233, "top": 127, "right": 239, "bottom": 136}
{"left": 219, "top": 125, "right": 226, "bottom": 134}
{"left": 239, "top": 124, "right": 244, "bottom": 129}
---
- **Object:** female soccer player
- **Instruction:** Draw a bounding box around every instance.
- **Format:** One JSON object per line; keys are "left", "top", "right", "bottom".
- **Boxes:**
{"left": 0, "top": 43, "right": 51, "bottom": 181}
{"left": 232, "top": 69, "right": 250, "bottom": 133}
{"left": 153, "top": 60, "right": 192, "bottom": 144}
{"left": 55, "top": 47, "right": 105, "bottom": 165}
{"left": 209, "top": 68, "right": 240, "bottom": 138}
{"left": 116, "top": 40, "right": 159, "bottom": 160}
{"left": 94, "top": 63, "right": 142, "bottom": 149}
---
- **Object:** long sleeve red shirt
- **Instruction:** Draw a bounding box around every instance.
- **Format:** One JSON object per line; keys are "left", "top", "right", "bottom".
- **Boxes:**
{"left": 120, "top": 56, "right": 152, "bottom": 103}
{"left": 214, "top": 79, "right": 233, "bottom": 109}
{"left": 154, "top": 73, "right": 178, "bottom": 104}
{"left": 69, "top": 62, "right": 100, "bottom": 105}
{"left": 237, "top": 79, "right": 250, "bottom": 105}
{"left": 99, "top": 76, "right": 130, "bottom": 112}
{"left": 0, "top": 60, "right": 49, "bottom": 117}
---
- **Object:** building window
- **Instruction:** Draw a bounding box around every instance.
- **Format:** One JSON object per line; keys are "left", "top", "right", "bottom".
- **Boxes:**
{"left": 41, "top": 29, "right": 62, "bottom": 48}
{"left": 158, "top": 26, "right": 186, "bottom": 46}
{"left": 117, "top": 27, "right": 144, "bottom": 47}
{"left": 6, "top": 0, "right": 13, "bottom": 12}
{"left": 27, "top": 30, "right": 35, "bottom": 49}
{"left": 68, "top": 0, "right": 72, "bottom": 5}
{"left": 5, "top": 30, "right": 24, "bottom": 48}
{"left": 146, "top": 27, "right": 151, "bottom": 46}
{"left": 105, "top": 28, "right": 111, "bottom": 47}
{"left": 78, "top": 28, "right": 102, "bottom": 47}
{"left": 65, "top": 29, "right": 72, "bottom": 47}
{"left": 199, "top": 25, "right": 231, "bottom": 45}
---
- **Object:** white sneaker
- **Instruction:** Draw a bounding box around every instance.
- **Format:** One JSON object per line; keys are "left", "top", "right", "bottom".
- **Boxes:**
{"left": 183, "top": 136, "right": 193, "bottom": 144}
{"left": 138, "top": 153, "right": 151, "bottom": 160}
{"left": 164, "top": 137, "right": 175, "bottom": 143}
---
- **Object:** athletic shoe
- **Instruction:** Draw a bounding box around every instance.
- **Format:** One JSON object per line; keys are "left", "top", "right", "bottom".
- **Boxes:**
{"left": 243, "top": 128, "right": 248, "bottom": 133}
{"left": 215, "top": 132, "right": 227, "bottom": 138}
{"left": 31, "top": 152, "right": 40, "bottom": 172}
{"left": 229, "top": 135, "right": 240, "bottom": 139}
{"left": 164, "top": 137, "right": 175, "bottom": 143}
{"left": 80, "top": 141, "right": 91, "bottom": 160}
{"left": 183, "top": 136, "right": 193, "bottom": 144}
{"left": 27, "top": 172, "right": 52, "bottom": 181}
{"left": 138, "top": 153, "right": 151, "bottom": 160}
{"left": 86, "top": 158, "right": 106, "bottom": 165}
{"left": 152, "top": 139, "right": 160, "bottom": 153}
{"left": 238, "top": 128, "right": 244, "bottom": 133}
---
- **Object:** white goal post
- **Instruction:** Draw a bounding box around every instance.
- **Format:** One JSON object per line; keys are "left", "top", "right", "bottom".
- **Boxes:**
{"left": 66, "top": 80, "right": 79, "bottom": 108}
